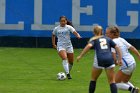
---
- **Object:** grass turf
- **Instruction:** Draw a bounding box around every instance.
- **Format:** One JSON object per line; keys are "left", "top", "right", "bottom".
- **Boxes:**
{"left": 0, "top": 47, "right": 139, "bottom": 93}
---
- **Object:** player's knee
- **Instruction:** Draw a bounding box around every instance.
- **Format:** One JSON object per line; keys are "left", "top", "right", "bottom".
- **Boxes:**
{"left": 62, "top": 57, "right": 67, "bottom": 60}
{"left": 60, "top": 55, "right": 67, "bottom": 60}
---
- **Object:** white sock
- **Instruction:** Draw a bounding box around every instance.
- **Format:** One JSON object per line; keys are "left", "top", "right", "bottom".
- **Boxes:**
{"left": 127, "top": 81, "right": 134, "bottom": 88}
{"left": 116, "top": 83, "right": 130, "bottom": 90}
{"left": 62, "top": 60, "right": 69, "bottom": 74}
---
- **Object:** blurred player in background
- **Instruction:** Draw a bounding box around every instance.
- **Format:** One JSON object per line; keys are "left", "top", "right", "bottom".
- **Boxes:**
{"left": 77, "top": 25, "right": 122, "bottom": 93}
{"left": 52, "top": 16, "right": 81, "bottom": 79}
{"left": 106, "top": 26, "right": 140, "bottom": 93}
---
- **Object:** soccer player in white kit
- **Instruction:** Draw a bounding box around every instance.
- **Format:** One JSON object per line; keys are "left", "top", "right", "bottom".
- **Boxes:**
{"left": 106, "top": 26, "right": 140, "bottom": 93}
{"left": 52, "top": 16, "right": 81, "bottom": 79}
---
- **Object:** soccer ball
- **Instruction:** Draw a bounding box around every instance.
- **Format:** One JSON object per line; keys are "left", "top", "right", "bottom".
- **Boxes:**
{"left": 57, "top": 72, "right": 66, "bottom": 80}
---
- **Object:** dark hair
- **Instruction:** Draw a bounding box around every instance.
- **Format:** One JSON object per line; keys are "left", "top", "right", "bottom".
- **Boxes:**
{"left": 67, "top": 20, "right": 73, "bottom": 27}
{"left": 59, "top": 16, "right": 67, "bottom": 21}
{"left": 107, "top": 26, "right": 120, "bottom": 37}
{"left": 59, "top": 16, "right": 73, "bottom": 27}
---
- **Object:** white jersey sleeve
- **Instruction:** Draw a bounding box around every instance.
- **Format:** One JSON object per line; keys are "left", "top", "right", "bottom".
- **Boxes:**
{"left": 112, "top": 37, "right": 135, "bottom": 67}
{"left": 120, "top": 38, "right": 132, "bottom": 49}
{"left": 67, "top": 25, "right": 75, "bottom": 33}
{"left": 52, "top": 27, "right": 57, "bottom": 35}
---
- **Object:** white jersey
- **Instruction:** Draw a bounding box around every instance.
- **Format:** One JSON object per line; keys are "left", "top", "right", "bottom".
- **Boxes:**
{"left": 52, "top": 25, "right": 75, "bottom": 44}
{"left": 112, "top": 37, "right": 135, "bottom": 69}
{"left": 52, "top": 25, "right": 75, "bottom": 53}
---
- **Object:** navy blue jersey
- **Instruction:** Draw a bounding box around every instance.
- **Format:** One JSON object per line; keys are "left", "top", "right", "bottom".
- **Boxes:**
{"left": 89, "top": 36, "right": 116, "bottom": 68}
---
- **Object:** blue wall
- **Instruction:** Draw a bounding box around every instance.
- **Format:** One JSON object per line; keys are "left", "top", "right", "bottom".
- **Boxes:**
{"left": 0, "top": 0, "right": 140, "bottom": 38}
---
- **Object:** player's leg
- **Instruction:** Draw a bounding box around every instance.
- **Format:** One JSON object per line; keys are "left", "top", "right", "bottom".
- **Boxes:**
{"left": 115, "top": 70, "right": 131, "bottom": 83}
{"left": 89, "top": 67, "right": 102, "bottom": 93}
{"left": 115, "top": 63, "right": 139, "bottom": 93}
{"left": 115, "top": 70, "right": 136, "bottom": 92}
{"left": 67, "top": 53, "right": 74, "bottom": 71}
{"left": 58, "top": 50, "right": 70, "bottom": 75}
{"left": 66, "top": 53, "right": 73, "bottom": 79}
{"left": 115, "top": 83, "right": 139, "bottom": 93}
{"left": 66, "top": 46, "right": 74, "bottom": 72}
{"left": 116, "top": 70, "right": 139, "bottom": 93}
{"left": 105, "top": 67, "right": 117, "bottom": 93}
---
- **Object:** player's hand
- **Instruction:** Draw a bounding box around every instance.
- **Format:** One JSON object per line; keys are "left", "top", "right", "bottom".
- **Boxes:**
{"left": 52, "top": 44, "right": 57, "bottom": 49}
{"left": 77, "top": 56, "right": 82, "bottom": 62}
{"left": 114, "top": 60, "right": 118, "bottom": 66}
{"left": 117, "top": 60, "right": 122, "bottom": 66}
{"left": 77, "top": 34, "right": 82, "bottom": 39}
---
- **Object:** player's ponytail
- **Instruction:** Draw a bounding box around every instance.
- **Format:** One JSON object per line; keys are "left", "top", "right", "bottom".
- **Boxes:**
{"left": 93, "top": 25, "right": 103, "bottom": 36}
{"left": 67, "top": 20, "right": 73, "bottom": 27}
{"left": 114, "top": 26, "right": 120, "bottom": 37}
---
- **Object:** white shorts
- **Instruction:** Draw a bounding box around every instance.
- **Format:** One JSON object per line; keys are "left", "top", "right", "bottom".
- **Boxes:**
{"left": 120, "top": 63, "right": 136, "bottom": 75}
{"left": 57, "top": 43, "right": 74, "bottom": 53}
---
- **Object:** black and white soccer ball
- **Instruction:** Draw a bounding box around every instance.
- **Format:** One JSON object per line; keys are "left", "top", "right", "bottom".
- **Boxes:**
{"left": 57, "top": 72, "right": 66, "bottom": 80}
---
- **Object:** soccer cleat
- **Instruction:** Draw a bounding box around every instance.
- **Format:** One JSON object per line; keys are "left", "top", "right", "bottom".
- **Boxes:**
{"left": 131, "top": 87, "right": 139, "bottom": 93}
{"left": 134, "top": 87, "right": 139, "bottom": 93}
{"left": 67, "top": 74, "right": 72, "bottom": 79}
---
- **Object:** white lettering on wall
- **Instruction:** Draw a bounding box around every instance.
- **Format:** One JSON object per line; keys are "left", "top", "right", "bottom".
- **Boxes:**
{"left": 72, "top": 0, "right": 96, "bottom": 31}
{"left": 108, "top": 0, "right": 139, "bottom": 32}
{"left": 0, "top": 0, "right": 24, "bottom": 30}
{"left": 0, "top": 0, "right": 139, "bottom": 32}
{"left": 32, "top": 0, "right": 95, "bottom": 31}
{"left": 31, "top": 0, "right": 58, "bottom": 30}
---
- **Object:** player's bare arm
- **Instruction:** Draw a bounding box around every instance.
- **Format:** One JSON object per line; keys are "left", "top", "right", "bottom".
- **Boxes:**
{"left": 129, "top": 46, "right": 140, "bottom": 60}
{"left": 73, "top": 31, "right": 81, "bottom": 39}
{"left": 52, "top": 34, "right": 57, "bottom": 49}
{"left": 77, "top": 43, "right": 92, "bottom": 62}
{"left": 112, "top": 52, "right": 118, "bottom": 65}
{"left": 114, "top": 45, "right": 122, "bottom": 66}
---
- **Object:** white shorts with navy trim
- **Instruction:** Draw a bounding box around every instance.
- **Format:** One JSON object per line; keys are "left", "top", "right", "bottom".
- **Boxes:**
{"left": 120, "top": 63, "right": 136, "bottom": 75}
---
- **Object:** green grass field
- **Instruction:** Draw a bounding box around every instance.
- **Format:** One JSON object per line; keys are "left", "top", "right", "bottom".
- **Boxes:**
{"left": 0, "top": 47, "right": 139, "bottom": 93}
